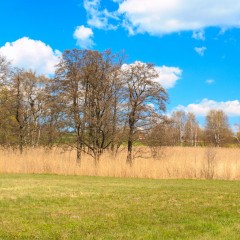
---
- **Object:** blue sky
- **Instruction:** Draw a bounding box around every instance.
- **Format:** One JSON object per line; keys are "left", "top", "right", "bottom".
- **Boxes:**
{"left": 0, "top": 0, "right": 240, "bottom": 127}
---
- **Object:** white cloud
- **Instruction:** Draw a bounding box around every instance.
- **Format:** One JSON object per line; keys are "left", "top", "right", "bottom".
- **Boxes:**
{"left": 192, "top": 30, "right": 205, "bottom": 41}
{"left": 195, "top": 46, "right": 207, "bottom": 56}
{"left": 154, "top": 66, "right": 182, "bottom": 89}
{"left": 117, "top": 0, "right": 240, "bottom": 35}
{"left": 176, "top": 99, "right": 240, "bottom": 117}
{"left": 121, "top": 61, "right": 182, "bottom": 89}
{"left": 84, "top": 0, "right": 118, "bottom": 30}
{"left": 0, "top": 37, "right": 61, "bottom": 76}
{"left": 206, "top": 79, "right": 215, "bottom": 85}
{"left": 73, "top": 25, "right": 95, "bottom": 49}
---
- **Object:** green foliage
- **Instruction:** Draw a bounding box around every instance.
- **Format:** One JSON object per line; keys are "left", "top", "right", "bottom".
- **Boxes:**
{"left": 0, "top": 174, "right": 239, "bottom": 239}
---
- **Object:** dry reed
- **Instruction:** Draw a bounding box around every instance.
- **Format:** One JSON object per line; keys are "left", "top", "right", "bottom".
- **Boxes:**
{"left": 0, "top": 147, "right": 239, "bottom": 180}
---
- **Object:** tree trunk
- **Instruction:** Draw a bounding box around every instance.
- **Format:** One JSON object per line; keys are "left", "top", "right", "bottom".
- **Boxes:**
{"left": 126, "top": 138, "right": 133, "bottom": 166}
{"left": 127, "top": 108, "right": 135, "bottom": 166}
{"left": 19, "top": 125, "right": 24, "bottom": 154}
{"left": 76, "top": 139, "right": 82, "bottom": 165}
{"left": 127, "top": 122, "right": 134, "bottom": 166}
{"left": 194, "top": 132, "right": 197, "bottom": 147}
{"left": 94, "top": 150, "right": 100, "bottom": 167}
{"left": 110, "top": 93, "right": 117, "bottom": 155}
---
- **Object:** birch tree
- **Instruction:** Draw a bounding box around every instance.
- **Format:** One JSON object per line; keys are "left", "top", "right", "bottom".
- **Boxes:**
{"left": 185, "top": 112, "right": 199, "bottom": 146}
{"left": 172, "top": 111, "right": 187, "bottom": 146}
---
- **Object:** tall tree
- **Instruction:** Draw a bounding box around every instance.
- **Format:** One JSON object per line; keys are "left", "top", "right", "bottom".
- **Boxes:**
{"left": 205, "top": 110, "right": 232, "bottom": 147}
{"left": 145, "top": 116, "right": 175, "bottom": 158}
{"left": 54, "top": 49, "right": 124, "bottom": 164}
{"left": 10, "top": 69, "right": 48, "bottom": 152}
{"left": 121, "top": 61, "right": 168, "bottom": 165}
{"left": 81, "top": 50, "right": 121, "bottom": 164}
{"left": 0, "top": 55, "right": 10, "bottom": 84}
{"left": 0, "top": 55, "right": 14, "bottom": 146}
{"left": 185, "top": 112, "right": 199, "bottom": 146}
{"left": 54, "top": 49, "right": 89, "bottom": 163}
{"left": 12, "top": 69, "right": 26, "bottom": 153}
{"left": 171, "top": 111, "right": 187, "bottom": 146}
{"left": 234, "top": 124, "right": 240, "bottom": 146}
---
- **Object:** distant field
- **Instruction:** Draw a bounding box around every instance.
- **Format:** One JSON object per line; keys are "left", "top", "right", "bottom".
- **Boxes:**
{"left": 0, "top": 147, "right": 240, "bottom": 180}
{"left": 0, "top": 174, "right": 239, "bottom": 239}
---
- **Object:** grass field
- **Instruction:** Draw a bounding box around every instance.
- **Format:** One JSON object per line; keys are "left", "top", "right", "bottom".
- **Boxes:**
{"left": 0, "top": 174, "right": 240, "bottom": 239}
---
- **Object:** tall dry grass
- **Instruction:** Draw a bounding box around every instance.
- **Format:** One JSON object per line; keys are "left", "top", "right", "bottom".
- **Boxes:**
{"left": 0, "top": 146, "right": 239, "bottom": 180}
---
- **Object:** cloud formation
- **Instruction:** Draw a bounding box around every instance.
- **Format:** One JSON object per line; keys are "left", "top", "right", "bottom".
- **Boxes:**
{"left": 192, "top": 30, "right": 205, "bottom": 41}
{"left": 84, "top": 0, "right": 119, "bottom": 30}
{"left": 0, "top": 37, "right": 61, "bottom": 76}
{"left": 117, "top": 0, "right": 240, "bottom": 35}
{"left": 176, "top": 99, "right": 240, "bottom": 117}
{"left": 195, "top": 46, "right": 207, "bottom": 56}
{"left": 122, "top": 61, "right": 182, "bottom": 89}
{"left": 155, "top": 66, "right": 182, "bottom": 89}
{"left": 73, "top": 25, "right": 95, "bottom": 49}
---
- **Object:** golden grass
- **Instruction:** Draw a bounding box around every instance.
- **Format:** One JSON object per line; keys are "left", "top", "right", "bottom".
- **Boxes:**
{"left": 0, "top": 146, "right": 239, "bottom": 180}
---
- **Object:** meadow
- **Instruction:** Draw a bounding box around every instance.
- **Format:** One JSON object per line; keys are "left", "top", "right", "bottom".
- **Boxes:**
{"left": 0, "top": 147, "right": 239, "bottom": 180}
{"left": 1, "top": 147, "right": 240, "bottom": 239}
{"left": 0, "top": 174, "right": 240, "bottom": 239}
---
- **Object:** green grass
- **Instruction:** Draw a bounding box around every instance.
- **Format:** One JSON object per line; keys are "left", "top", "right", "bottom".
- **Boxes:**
{"left": 0, "top": 174, "right": 239, "bottom": 239}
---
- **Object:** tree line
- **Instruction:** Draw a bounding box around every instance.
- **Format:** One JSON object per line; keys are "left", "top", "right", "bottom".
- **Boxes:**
{"left": 147, "top": 110, "right": 237, "bottom": 149}
{"left": 0, "top": 49, "right": 239, "bottom": 165}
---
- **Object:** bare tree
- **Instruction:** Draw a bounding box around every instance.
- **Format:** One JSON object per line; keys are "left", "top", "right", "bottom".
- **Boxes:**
{"left": 40, "top": 87, "right": 66, "bottom": 148}
{"left": 145, "top": 116, "right": 174, "bottom": 159}
{"left": 9, "top": 69, "right": 49, "bottom": 152}
{"left": 185, "top": 112, "right": 199, "bottom": 147}
{"left": 205, "top": 110, "right": 232, "bottom": 147}
{"left": 109, "top": 63, "right": 127, "bottom": 156}
{"left": 0, "top": 55, "right": 14, "bottom": 146}
{"left": 121, "top": 61, "right": 168, "bottom": 165}
{"left": 0, "top": 55, "right": 10, "bottom": 84}
{"left": 81, "top": 50, "right": 120, "bottom": 164}
{"left": 21, "top": 71, "right": 48, "bottom": 147}
{"left": 171, "top": 111, "right": 187, "bottom": 146}
{"left": 0, "top": 86, "right": 17, "bottom": 146}
{"left": 54, "top": 49, "right": 88, "bottom": 163}
{"left": 12, "top": 69, "right": 27, "bottom": 153}
{"left": 233, "top": 124, "right": 240, "bottom": 146}
{"left": 54, "top": 49, "right": 124, "bottom": 164}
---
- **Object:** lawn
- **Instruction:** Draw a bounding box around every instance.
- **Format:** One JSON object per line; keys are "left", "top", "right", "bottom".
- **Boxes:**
{"left": 0, "top": 174, "right": 239, "bottom": 239}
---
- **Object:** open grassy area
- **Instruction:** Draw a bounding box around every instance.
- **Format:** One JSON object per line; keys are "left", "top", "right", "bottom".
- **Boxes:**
{"left": 0, "top": 174, "right": 239, "bottom": 239}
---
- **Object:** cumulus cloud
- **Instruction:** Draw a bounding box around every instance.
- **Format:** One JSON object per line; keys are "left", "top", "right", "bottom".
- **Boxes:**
{"left": 84, "top": 0, "right": 119, "bottom": 30}
{"left": 154, "top": 66, "right": 182, "bottom": 89}
{"left": 73, "top": 25, "right": 95, "bottom": 49}
{"left": 192, "top": 30, "right": 205, "bottom": 41}
{"left": 117, "top": 0, "right": 240, "bottom": 35}
{"left": 175, "top": 99, "right": 240, "bottom": 117}
{"left": 0, "top": 37, "right": 61, "bottom": 76}
{"left": 195, "top": 46, "right": 207, "bottom": 56}
{"left": 121, "top": 61, "right": 182, "bottom": 89}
